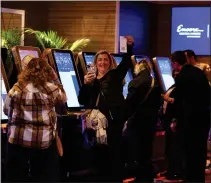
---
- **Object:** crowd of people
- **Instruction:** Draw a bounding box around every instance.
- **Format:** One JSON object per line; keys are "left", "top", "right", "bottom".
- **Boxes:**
{"left": 2, "top": 36, "right": 210, "bottom": 182}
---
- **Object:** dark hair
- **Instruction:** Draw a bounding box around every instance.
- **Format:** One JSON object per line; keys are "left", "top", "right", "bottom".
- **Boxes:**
{"left": 184, "top": 49, "right": 197, "bottom": 60}
{"left": 171, "top": 51, "right": 187, "bottom": 66}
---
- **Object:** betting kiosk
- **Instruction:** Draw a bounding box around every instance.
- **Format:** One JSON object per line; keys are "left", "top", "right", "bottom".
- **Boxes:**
{"left": 110, "top": 53, "right": 136, "bottom": 98}
{"left": 153, "top": 57, "right": 175, "bottom": 93}
{"left": 11, "top": 46, "right": 42, "bottom": 73}
{"left": 1, "top": 58, "right": 10, "bottom": 124}
{"left": 1, "top": 58, "right": 10, "bottom": 181}
{"left": 151, "top": 57, "right": 175, "bottom": 167}
{"left": 1, "top": 47, "right": 18, "bottom": 88}
{"left": 47, "top": 49, "right": 90, "bottom": 179}
{"left": 76, "top": 52, "right": 96, "bottom": 85}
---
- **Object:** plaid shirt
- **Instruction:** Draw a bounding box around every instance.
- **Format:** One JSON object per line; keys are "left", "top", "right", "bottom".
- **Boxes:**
{"left": 4, "top": 82, "right": 66, "bottom": 149}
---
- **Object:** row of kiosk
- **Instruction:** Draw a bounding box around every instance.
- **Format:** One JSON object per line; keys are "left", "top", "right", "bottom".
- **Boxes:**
{"left": 1, "top": 45, "right": 176, "bottom": 179}
{"left": 1, "top": 45, "right": 175, "bottom": 122}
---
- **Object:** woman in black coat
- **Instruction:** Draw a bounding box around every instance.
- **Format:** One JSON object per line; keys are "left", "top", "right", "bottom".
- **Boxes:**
{"left": 125, "top": 59, "right": 162, "bottom": 182}
{"left": 78, "top": 39, "right": 134, "bottom": 181}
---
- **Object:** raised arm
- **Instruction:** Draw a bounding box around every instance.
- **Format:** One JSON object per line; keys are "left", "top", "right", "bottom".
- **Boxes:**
{"left": 116, "top": 36, "right": 134, "bottom": 81}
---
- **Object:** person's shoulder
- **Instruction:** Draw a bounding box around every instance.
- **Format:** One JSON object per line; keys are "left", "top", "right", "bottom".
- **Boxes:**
{"left": 182, "top": 64, "right": 205, "bottom": 75}
{"left": 43, "top": 82, "right": 60, "bottom": 93}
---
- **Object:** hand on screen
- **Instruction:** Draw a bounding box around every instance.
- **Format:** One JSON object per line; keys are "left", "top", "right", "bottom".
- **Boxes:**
{"left": 84, "top": 72, "right": 96, "bottom": 84}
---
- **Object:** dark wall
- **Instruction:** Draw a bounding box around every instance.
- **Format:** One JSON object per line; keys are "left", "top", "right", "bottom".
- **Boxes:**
{"left": 119, "top": 1, "right": 151, "bottom": 55}
{"left": 1, "top": 1, "right": 48, "bottom": 46}
{"left": 149, "top": 4, "right": 172, "bottom": 57}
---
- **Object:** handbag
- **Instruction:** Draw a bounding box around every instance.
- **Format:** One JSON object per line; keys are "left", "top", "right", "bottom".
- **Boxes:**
{"left": 85, "top": 92, "right": 108, "bottom": 145}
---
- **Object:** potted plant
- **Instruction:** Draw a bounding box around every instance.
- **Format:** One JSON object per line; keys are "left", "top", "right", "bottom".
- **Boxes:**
{"left": 1, "top": 28, "right": 22, "bottom": 77}
{"left": 25, "top": 28, "right": 90, "bottom": 52}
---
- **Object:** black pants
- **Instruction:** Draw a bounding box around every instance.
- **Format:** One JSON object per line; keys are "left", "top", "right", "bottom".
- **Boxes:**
{"left": 165, "top": 129, "right": 184, "bottom": 177}
{"left": 184, "top": 128, "right": 209, "bottom": 182}
{"left": 107, "top": 121, "right": 125, "bottom": 182}
{"left": 126, "top": 116, "right": 157, "bottom": 182}
{"left": 5, "top": 140, "right": 59, "bottom": 182}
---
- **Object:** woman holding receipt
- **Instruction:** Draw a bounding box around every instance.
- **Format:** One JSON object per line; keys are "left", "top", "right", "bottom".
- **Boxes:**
{"left": 78, "top": 36, "right": 134, "bottom": 181}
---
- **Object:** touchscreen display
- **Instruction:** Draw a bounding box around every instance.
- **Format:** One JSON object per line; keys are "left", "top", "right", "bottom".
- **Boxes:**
{"left": 53, "top": 51, "right": 81, "bottom": 108}
{"left": 156, "top": 57, "right": 175, "bottom": 92}
{"left": 83, "top": 53, "right": 95, "bottom": 66}
{"left": 112, "top": 55, "right": 133, "bottom": 98}
{"left": 135, "top": 56, "right": 148, "bottom": 63}
{"left": 1, "top": 73, "right": 8, "bottom": 120}
{"left": 19, "top": 50, "right": 39, "bottom": 61}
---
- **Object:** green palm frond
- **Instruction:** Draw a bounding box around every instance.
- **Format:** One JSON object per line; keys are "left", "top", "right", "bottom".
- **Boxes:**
{"left": 25, "top": 28, "right": 68, "bottom": 49}
{"left": 67, "top": 38, "right": 90, "bottom": 52}
{"left": 1, "top": 28, "right": 22, "bottom": 73}
{"left": 1, "top": 28, "right": 22, "bottom": 48}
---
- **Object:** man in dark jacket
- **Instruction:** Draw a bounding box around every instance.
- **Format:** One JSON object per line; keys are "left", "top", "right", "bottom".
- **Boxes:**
{"left": 125, "top": 59, "right": 162, "bottom": 182}
{"left": 170, "top": 51, "right": 210, "bottom": 182}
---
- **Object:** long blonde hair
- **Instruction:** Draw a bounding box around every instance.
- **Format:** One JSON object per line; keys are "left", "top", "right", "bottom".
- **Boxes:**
{"left": 134, "top": 58, "right": 153, "bottom": 76}
{"left": 18, "top": 57, "right": 53, "bottom": 87}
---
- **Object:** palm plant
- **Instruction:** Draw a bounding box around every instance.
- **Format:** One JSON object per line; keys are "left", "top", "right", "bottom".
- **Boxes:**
{"left": 1, "top": 28, "right": 22, "bottom": 75}
{"left": 25, "top": 28, "right": 90, "bottom": 52}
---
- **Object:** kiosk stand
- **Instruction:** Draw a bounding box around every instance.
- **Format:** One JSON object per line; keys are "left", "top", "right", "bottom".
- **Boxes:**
{"left": 47, "top": 49, "right": 91, "bottom": 180}
{"left": 1, "top": 58, "right": 10, "bottom": 182}
{"left": 76, "top": 52, "right": 96, "bottom": 85}
{"left": 12, "top": 46, "right": 42, "bottom": 73}
{"left": 110, "top": 53, "right": 136, "bottom": 99}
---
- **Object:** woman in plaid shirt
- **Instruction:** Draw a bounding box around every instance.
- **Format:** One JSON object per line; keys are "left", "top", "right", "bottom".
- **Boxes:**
{"left": 4, "top": 57, "right": 67, "bottom": 182}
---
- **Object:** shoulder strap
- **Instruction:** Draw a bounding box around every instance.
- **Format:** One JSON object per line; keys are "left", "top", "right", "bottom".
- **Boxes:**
{"left": 142, "top": 77, "right": 155, "bottom": 104}
{"left": 95, "top": 93, "right": 100, "bottom": 107}
{"left": 129, "top": 77, "right": 155, "bottom": 120}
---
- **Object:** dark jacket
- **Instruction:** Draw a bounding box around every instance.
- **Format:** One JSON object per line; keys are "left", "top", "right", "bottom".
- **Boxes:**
{"left": 162, "top": 84, "right": 178, "bottom": 130}
{"left": 174, "top": 64, "right": 210, "bottom": 129}
{"left": 125, "top": 69, "right": 162, "bottom": 125}
{"left": 78, "top": 54, "right": 133, "bottom": 123}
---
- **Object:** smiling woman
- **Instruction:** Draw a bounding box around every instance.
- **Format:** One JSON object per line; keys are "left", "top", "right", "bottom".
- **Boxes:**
{"left": 78, "top": 37, "right": 134, "bottom": 181}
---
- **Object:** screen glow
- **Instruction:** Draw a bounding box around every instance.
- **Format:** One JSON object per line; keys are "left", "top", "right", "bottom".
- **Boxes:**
{"left": 113, "top": 55, "right": 133, "bottom": 98}
{"left": 1, "top": 73, "right": 8, "bottom": 120}
{"left": 156, "top": 57, "right": 175, "bottom": 92}
{"left": 53, "top": 52, "right": 81, "bottom": 108}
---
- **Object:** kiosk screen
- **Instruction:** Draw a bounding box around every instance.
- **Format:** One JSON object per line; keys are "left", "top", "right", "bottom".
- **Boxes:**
{"left": 53, "top": 51, "right": 82, "bottom": 108}
{"left": 112, "top": 55, "right": 133, "bottom": 98}
{"left": 156, "top": 57, "right": 175, "bottom": 92}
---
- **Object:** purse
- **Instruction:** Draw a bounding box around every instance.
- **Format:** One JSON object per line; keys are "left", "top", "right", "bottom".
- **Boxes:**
{"left": 85, "top": 93, "right": 108, "bottom": 145}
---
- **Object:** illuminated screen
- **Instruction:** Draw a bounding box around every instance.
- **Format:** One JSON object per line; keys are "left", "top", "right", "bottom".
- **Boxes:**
{"left": 19, "top": 50, "right": 39, "bottom": 61}
{"left": 135, "top": 56, "right": 148, "bottom": 62}
{"left": 156, "top": 57, "right": 175, "bottom": 92}
{"left": 83, "top": 53, "right": 95, "bottom": 66}
{"left": 53, "top": 51, "right": 81, "bottom": 108}
{"left": 171, "top": 7, "right": 210, "bottom": 55}
{"left": 1, "top": 73, "right": 8, "bottom": 120}
{"left": 112, "top": 55, "right": 133, "bottom": 98}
